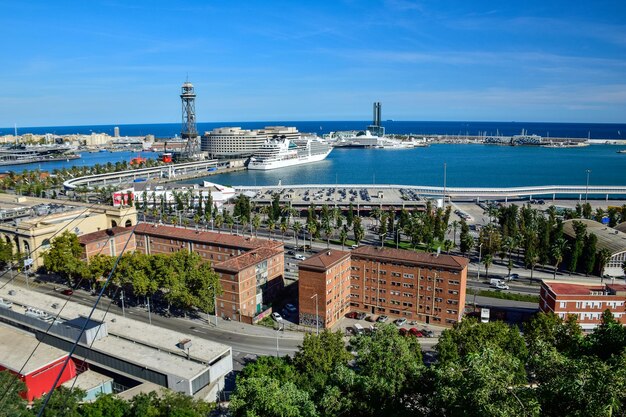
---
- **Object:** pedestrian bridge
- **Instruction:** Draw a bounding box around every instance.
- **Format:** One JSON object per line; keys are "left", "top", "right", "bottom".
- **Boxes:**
{"left": 235, "top": 184, "right": 626, "bottom": 201}
{"left": 63, "top": 160, "right": 222, "bottom": 190}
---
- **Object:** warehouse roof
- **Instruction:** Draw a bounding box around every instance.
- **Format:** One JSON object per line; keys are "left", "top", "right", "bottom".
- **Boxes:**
{"left": 562, "top": 219, "right": 626, "bottom": 255}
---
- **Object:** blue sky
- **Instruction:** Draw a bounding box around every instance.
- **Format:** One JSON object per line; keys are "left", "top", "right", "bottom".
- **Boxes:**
{"left": 1, "top": 0, "right": 625, "bottom": 126}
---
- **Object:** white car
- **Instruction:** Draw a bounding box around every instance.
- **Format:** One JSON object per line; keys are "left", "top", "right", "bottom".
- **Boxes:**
{"left": 494, "top": 282, "right": 509, "bottom": 290}
{"left": 271, "top": 312, "right": 283, "bottom": 321}
{"left": 294, "top": 254, "right": 306, "bottom": 261}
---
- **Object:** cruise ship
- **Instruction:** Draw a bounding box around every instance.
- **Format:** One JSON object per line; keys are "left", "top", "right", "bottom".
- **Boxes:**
{"left": 248, "top": 135, "right": 333, "bottom": 170}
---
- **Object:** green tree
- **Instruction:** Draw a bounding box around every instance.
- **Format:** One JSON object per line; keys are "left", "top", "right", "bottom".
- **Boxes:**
{"left": 32, "top": 386, "right": 84, "bottom": 417}
{"left": 42, "top": 231, "right": 87, "bottom": 287}
{"left": 568, "top": 220, "right": 587, "bottom": 274}
{"left": 292, "top": 330, "right": 352, "bottom": 394}
{"left": 459, "top": 219, "right": 473, "bottom": 254}
{"left": 582, "top": 232, "right": 598, "bottom": 276}
{"left": 80, "top": 394, "right": 129, "bottom": 417}
{"left": 551, "top": 238, "right": 568, "bottom": 279}
{"left": 0, "top": 239, "right": 13, "bottom": 269}
{"left": 482, "top": 253, "right": 493, "bottom": 279}
{"left": 0, "top": 370, "right": 29, "bottom": 417}
{"left": 352, "top": 217, "right": 364, "bottom": 245}
{"left": 230, "top": 376, "right": 318, "bottom": 417}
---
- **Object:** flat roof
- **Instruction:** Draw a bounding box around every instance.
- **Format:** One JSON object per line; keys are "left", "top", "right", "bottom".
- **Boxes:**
{"left": 0, "top": 323, "right": 68, "bottom": 375}
{"left": 563, "top": 219, "right": 626, "bottom": 255}
{"left": 542, "top": 280, "right": 626, "bottom": 297}
{"left": 3, "top": 283, "right": 231, "bottom": 381}
{"left": 298, "top": 249, "right": 350, "bottom": 271}
{"left": 351, "top": 246, "right": 469, "bottom": 270}
{"left": 62, "top": 369, "right": 113, "bottom": 391}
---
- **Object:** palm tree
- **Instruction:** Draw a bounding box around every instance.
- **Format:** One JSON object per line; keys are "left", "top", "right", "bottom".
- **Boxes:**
{"left": 324, "top": 224, "right": 333, "bottom": 248}
{"left": 214, "top": 214, "right": 224, "bottom": 233}
{"left": 280, "top": 220, "right": 288, "bottom": 242}
{"left": 551, "top": 238, "right": 568, "bottom": 279}
{"left": 267, "top": 218, "right": 276, "bottom": 240}
{"left": 596, "top": 248, "right": 612, "bottom": 280}
{"left": 292, "top": 221, "right": 302, "bottom": 249}
{"left": 450, "top": 220, "right": 459, "bottom": 246}
{"left": 339, "top": 227, "right": 348, "bottom": 250}
{"left": 307, "top": 222, "right": 317, "bottom": 252}
{"left": 443, "top": 239, "right": 453, "bottom": 254}
{"left": 252, "top": 214, "right": 261, "bottom": 237}
{"left": 483, "top": 254, "right": 494, "bottom": 279}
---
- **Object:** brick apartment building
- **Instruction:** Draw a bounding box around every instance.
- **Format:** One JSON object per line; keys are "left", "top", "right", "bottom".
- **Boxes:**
{"left": 540, "top": 280, "right": 626, "bottom": 330}
{"left": 298, "top": 250, "right": 352, "bottom": 328}
{"left": 299, "top": 246, "right": 469, "bottom": 328}
{"left": 78, "top": 226, "right": 136, "bottom": 261}
{"left": 79, "top": 223, "right": 284, "bottom": 322}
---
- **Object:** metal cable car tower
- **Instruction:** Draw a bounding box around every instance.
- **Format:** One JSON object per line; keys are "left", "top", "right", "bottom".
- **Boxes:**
{"left": 180, "top": 80, "right": 200, "bottom": 159}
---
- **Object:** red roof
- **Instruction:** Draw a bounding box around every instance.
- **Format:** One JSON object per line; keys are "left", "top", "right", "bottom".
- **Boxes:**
{"left": 213, "top": 247, "right": 281, "bottom": 272}
{"left": 543, "top": 281, "right": 610, "bottom": 296}
{"left": 299, "top": 249, "right": 351, "bottom": 271}
{"left": 134, "top": 223, "right": 282, "bottom": 251}
{"left": 351, "top": 246, "right": 469, "bottom": 270}
{"left": 78, "top": 227, "right": 133, "bottom": 245}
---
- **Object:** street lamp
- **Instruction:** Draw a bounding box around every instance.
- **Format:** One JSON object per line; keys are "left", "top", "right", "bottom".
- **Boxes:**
{"left": 209, "top": 286, "right": 218, "bottom": 327}
{"left": 585, "top": 169, "right": 591, "bottom": 203}
{"left": 275, "top": 322, "right": 283, "bottom": 357}
{"left": 477, "top": 242, "right": 483, "bottom": 281}
{"left": 310, "top": 293, "right": 319, "bottom": 335}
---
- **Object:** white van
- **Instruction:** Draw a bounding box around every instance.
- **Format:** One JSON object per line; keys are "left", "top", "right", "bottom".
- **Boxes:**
{"left": 353, "top": 323, "right": 364, "bottom": 335}
{"left": 489, "top": 278, "right": 503, "bottom": 286}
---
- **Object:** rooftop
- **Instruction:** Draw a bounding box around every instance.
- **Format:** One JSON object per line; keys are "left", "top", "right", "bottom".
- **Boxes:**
{"left": 298, "top": 249, "right": 351, "bottom": 271}
{"left": 351, "top": 246, "right": 469, "bottom": 270}
{"left": 214, "top": 247, "right": 282, "bottom": 272}
{"left": 563, "top": 219, "right": 626, "bottom": 255}
{"left": 2, "top": 283, "right": 231, "bottom": 381}
{"left": 78, "top": 226, "right": 133, "bottom": 245}
{"left": 134, "top": 223, "right": 282, "bottom": 251}
{"left": 542, "top": 280, "right": 626, "bottom": 297}
{"left": 0, "top": 323, "right": 68, "bottom": 375}
{"left": 62, "top": 369, "right": 113, "bottom": 392}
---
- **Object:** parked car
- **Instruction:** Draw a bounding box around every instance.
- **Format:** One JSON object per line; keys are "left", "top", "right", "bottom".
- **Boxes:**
{"left": 351, "top": 244, "right": 359, "bottom": 249}
{"left": 394, "top": 318, "right": 407, "bottom": 326}
{"left": 286, "top": 250, "right": 295, "bottom": 256}
{"left": 399, "top": 328, "right": 408, "bottom": 336}
{"left": 355, "top": 312, "right": 367, "bottom": 320}
{"left": 285, "top": 304, "right": 297, "bottom": 313}
{"left": 345, "top": 312, "right": 358, "bottom": 319}
{"left": 377, "top": 315, "right": 389, "bottom": 323}
{"left": 271, "top": 312, "right": 283, "bottom": 322}
{"left": 366, "top": 315, "right": 378, "bottom": 322}
{"left": 295, "top": 254, "right": 306, "bottom": 261}
{"left": 408, "top": 328, "right": 423, "bottom": 337}
{"left": 421, "top": 329, "right": 435, "bottom": 338}
{"left": 61, "top": 289, "right": 73, "bottom": 296}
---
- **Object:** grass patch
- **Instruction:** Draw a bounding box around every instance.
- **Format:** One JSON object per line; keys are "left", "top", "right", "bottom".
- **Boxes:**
{"left": 329, "top": 238, "right": 358, "bottom": 247}
{"left": 467, "top": 288, "right": 540, "bottom": 303}
{"left": 257, "top": 316, "right": 277, "bottom": 328}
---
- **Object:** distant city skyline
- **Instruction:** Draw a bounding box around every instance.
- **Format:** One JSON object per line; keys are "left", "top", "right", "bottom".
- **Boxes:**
{"left": 1, "top": 0, "right": 625, "bottom": 127}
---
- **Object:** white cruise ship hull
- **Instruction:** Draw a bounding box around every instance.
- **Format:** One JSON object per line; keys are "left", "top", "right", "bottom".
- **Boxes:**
{"left": 248, "top": 148, "right": 332, "bottom": 170}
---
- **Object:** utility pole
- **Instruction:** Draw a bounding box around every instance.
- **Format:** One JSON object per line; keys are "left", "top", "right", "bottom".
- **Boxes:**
{"left": 310, "top": 294, "right": 319, "bottom": 335}
{"left": 121, "top": 289, "right": 126, "bottom": 318}
{"left": 477, "top": 243, "right": 483, "bottom": 281}
{"left": 585, "top": 169, "right": 591, "bottom": 203}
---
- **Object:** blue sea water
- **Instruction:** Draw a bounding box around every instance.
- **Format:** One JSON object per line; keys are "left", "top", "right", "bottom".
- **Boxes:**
{"left": 198, "top": 144, "right": 626, "bottom": 188}
{"left": 2, "top": 120, "right": 626, "bottom": 139}
{"left": 1, "top": 121, "right": 625, "bottom": 188}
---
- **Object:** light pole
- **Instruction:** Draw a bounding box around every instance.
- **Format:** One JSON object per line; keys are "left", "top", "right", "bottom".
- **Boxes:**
{"left": 310, "top": 294, "right": 319, "bottom": 335}
{"left": 120, "top": 289, "right": 126, "bottom": 318}
{"left": 275, "top": 323, "right": 283, "bottom": 357}
{"left": 477, "top": 242, "right": 483, "bottom": 281}
{"left": 585, "top": 169, "right": 591, "bottom": 203}
{"left": 147, "top": 296, "right": 152, "bottom": 325}
{"left": 209, "top": 286, "right": 218, "bottom": 327}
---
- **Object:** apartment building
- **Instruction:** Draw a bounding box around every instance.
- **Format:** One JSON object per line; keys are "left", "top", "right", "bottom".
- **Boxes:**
{"left": 298, "top": 250, "right": 352, "bottom": 328}
{"left": 133, "top": 224, "right": 284, "bottom": 322}
{"left": 299, "top": 246, "right": 469, "bottom": 328}
{"left": 78, "top": 226, "right": 136, "bottom": 261}
{"left": 540, "top": 280, "right": 626, "bottom": 330}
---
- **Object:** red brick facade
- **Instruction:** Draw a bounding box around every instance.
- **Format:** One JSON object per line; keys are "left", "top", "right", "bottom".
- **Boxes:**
{"left": 540, "top": 280, "right": 626, "bottom": 330}
{"left": 298, "top": 250, "right": 352, "bottom": 328}
{"left": 299, "top": 246, "right": 469, "bottom": 328}
{"left": 78, "top": 227, "right": 136, "bottom": 261}
{"left": 133, "top": 224, "right": 284, "bottom": 322}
